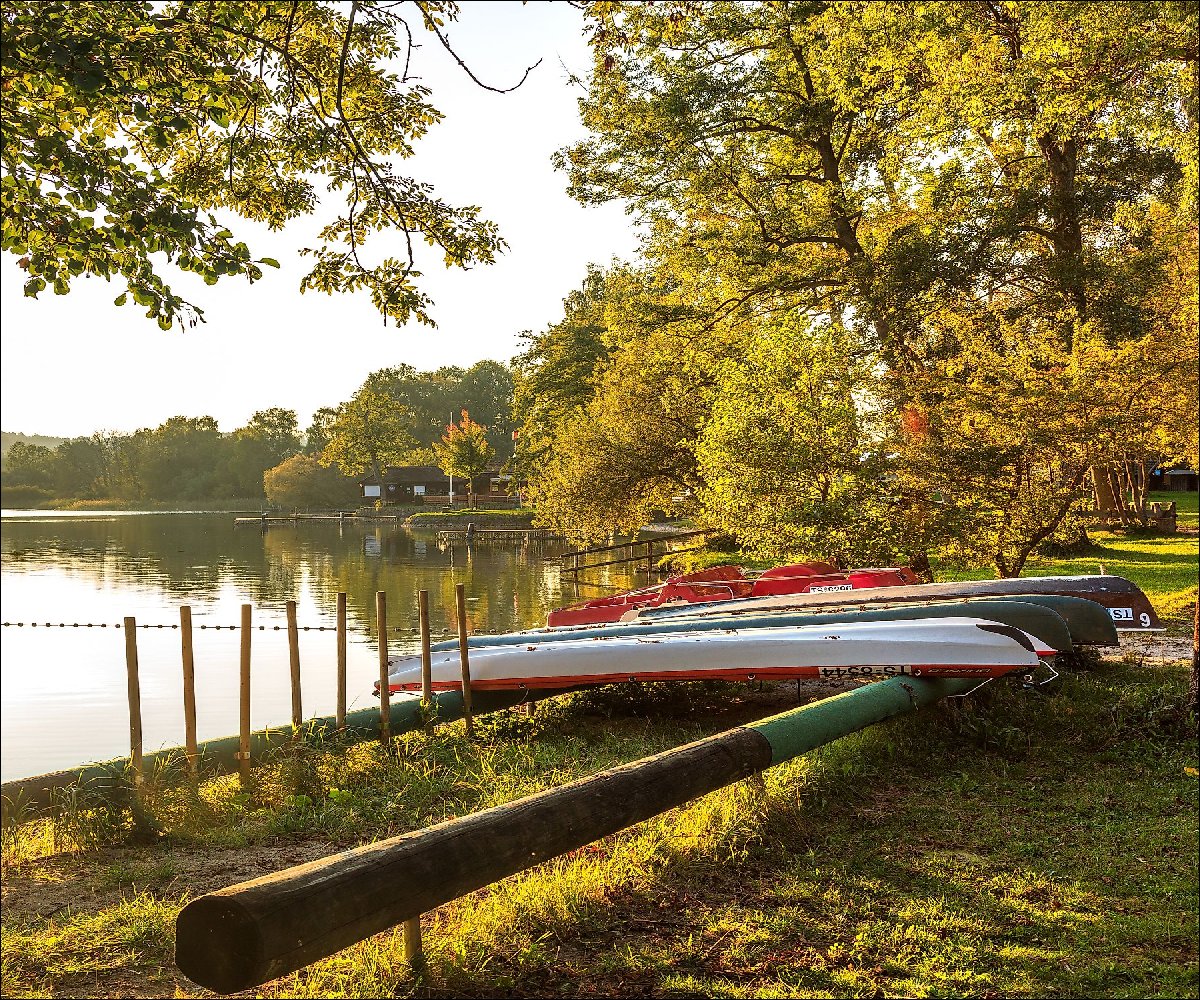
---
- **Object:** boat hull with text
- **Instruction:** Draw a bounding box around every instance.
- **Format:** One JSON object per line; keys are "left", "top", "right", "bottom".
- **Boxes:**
{"left": 381, "top": 618, "right": 1052, "bottom": 695}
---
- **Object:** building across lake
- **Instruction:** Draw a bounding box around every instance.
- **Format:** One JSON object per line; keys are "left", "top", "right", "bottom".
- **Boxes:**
{"left": 357, "top": 465, "right": 520, "bottom": 505}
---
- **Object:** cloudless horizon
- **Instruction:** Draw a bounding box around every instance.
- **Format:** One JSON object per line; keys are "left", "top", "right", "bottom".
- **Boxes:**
{"left": 0, "top": 2, "right": 640, "bottom": 439}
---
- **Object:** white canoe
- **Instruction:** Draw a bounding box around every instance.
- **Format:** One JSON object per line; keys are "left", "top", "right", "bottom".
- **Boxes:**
{"left": 380, "top": 618, "right": 1053, "bottom": 695}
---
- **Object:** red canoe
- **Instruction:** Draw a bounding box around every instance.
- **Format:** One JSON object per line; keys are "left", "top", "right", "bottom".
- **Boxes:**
{"left": 547, "top": 562, "right": 919, "bottom": 627}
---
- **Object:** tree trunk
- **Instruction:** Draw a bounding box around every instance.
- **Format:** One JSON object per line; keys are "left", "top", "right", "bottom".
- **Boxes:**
{"left": 908, "top": 551, "right": 935, "bottom": 583}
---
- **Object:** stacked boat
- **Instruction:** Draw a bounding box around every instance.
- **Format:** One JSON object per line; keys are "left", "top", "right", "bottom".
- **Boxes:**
{"left": 379, "top": 564, "right": 1159, "bottom": 699}
{"left": 545, "top": 562, "right": 919, "bottom": 626}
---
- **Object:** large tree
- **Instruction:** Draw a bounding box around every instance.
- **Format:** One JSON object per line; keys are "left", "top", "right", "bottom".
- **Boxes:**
{"left": 1, "top": 1, "right": 533, "bottom": 329}
{"left": 318, "top": 386, "right": 417, "bottom": 485}
{"left": 552, "top": 1, "right": 1198, "bottom": 570}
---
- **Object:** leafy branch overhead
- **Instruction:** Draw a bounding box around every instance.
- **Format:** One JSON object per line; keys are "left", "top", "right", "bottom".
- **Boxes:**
{"left": 1, "top": 1, "right": 537, "bottom": 329}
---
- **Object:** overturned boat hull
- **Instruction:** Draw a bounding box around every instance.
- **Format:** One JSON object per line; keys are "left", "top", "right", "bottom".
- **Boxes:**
{"left": 383, "top": 618, "right": 1051, "bottom": 695}
{"left": 634, "top": 575, "right": 1162, "bottom": 631}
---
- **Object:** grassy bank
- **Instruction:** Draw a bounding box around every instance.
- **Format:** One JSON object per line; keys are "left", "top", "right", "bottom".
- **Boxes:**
{"left": 2, "top": 515, "right": 1196, "bottom": 998}
{"left": 1, "top": 658, "right": 1195, "bottom": 998}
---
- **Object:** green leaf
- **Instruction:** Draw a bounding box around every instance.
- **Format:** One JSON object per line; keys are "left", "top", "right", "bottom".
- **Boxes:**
{"left": 114, "top": 292, "right": 127, "bottom": 306}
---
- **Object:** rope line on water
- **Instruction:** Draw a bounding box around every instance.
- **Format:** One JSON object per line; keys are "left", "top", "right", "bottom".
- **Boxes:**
{"left": 0, "top": 622, "right": 460, "bottom": 634}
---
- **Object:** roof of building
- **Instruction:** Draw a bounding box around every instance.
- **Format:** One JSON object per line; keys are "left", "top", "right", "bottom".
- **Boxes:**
{"left": 358, "top": 465, "right": 497, "bottom": 486}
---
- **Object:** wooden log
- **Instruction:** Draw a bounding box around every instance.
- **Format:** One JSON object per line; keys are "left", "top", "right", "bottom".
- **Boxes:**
{"left": 376, "top": 592, "right": 390, "bottom": 744}
{"left": 180, "top": 606, "right": 198, "bottom": 770}
{"left": 174, "top": 677, "right": 974, "bottom": 994}
{"left": 418, "top": 589, "right": 432, "bottom": 732}
{"left": 336, "top": 592, "right": 347, "bottom": 731}
{"left": 239, "top": 605, "right": 252, "bottom": 785}
{"left": 123, "top": 617, "right": 143, "bottom": 786}
{"left": 286, "top": 601, "right": 303, "bottom": 729}
{"left": 455, "top": 583, "right": 473, "bottom": 735}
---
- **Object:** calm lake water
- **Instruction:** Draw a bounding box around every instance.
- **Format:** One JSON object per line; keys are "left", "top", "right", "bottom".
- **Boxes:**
{"left": 0, "top": 511, "right": 637, "bottom": 781}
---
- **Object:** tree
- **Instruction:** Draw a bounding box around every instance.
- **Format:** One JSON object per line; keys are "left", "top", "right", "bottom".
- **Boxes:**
{"left": 1, "top": 441, "right": 55, "bottom": 487}
{"left": 2, "top": 1, "right": 533, "bottom": 329}
{"left": 227, "top": 407, "right": 302, "bottom": 496}
{"left": 318, "top": 386, "right": 417, "bottom": 485}
{"left": 135, "top": 415, "right": 227, "bottom": 500}
{"left": 264, "top": 453, "right": 356, "bottom": 509}
{"left": 696, "top": 319, "right": 922, "bottom": 568}
{"left": 558, "top": 1, "right": 1197, "bottom": 566}
{"left": 304, "top": 406, "right": 341, "bottom": 455}
{"left": 362, "top": 360, "right": 516, "bottom": 458}
{"left": 433, "top": 410, "right": 494, "bottom": 505}
{"left": 433, "top": 410, "right": 494, "bottom": 506}
{"left": 511, "top": 264, "right": 615, "bottom": 479}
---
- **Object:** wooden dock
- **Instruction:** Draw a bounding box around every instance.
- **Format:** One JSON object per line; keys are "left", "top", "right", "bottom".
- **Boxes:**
{"left": 235, "top": 513, "right": 357, "bottom": 526}
{"left": 435, "top": 528, "right": 551, "bottom": 544}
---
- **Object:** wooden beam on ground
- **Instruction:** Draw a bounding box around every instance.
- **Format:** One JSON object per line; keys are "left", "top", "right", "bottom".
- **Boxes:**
{"left": 175, "top": 676, "right": 975, "bottom": 993}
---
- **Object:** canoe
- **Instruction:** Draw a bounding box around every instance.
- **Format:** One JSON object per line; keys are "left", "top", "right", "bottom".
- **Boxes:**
{"left": 546, "top": 562, "right": 918, "bottom": 627}
{"left": 633, "top": 575, "right": 1162, "bottom": 631}
{"left": 381, "top": 618, "right": 1051, "bottom": 695}
{"left": 431, "top": 599, "right": 1080, "bottom": 655}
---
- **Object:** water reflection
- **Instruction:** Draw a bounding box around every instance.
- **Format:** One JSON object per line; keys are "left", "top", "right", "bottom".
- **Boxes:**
{"left": 0, "top": 512, "right": 642, "bottom": 780}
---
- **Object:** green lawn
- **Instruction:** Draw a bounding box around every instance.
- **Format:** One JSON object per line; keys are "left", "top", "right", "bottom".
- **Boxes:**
{"left": 1152, "top": 489, "right": 1199, "bottom": 529}
{"left": 2, "top": 658, "right": 1196, "bottom": 998}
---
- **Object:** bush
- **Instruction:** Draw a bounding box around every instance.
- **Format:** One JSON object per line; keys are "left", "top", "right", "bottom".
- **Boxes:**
{"left": 0, "top": 484, "right": 55, "bottom": 508}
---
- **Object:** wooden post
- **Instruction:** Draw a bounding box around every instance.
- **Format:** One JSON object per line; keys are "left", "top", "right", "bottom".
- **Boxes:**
{"left": 123, "top": 617, "right": 143, "bottom": 786}
{"left": 645, "top": 539, "right": 654, "bottom": 577}
{"left": 239, "top": 604, "right": 252, "bottom": 786}
{"left": 418, "top": 590, "right": 433, "bottom": 733}
{"left": 336, "top": 592, "right": 347, "bottom": 731}
{"left": 401, "top": 916, "right": 423, "bottom": 973}
{"left": 286, "top": 600, "right": 303, "bottom": 729}
{"left": 455, "top": 583, "right": 473, "bottom": 736}
{"left": 180, "top": 606, "right": 198, "bottom": 771}
{"left": 377, "top": 592, "right": 390, "bottom": 745}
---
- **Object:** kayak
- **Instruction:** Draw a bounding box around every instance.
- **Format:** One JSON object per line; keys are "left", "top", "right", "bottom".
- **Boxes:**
{"left": 633, "top": 575, "right": 1163, "bottom": 631}
{"left": 547, "top": 562, "right": 919, "bottom": 627}
{"left": 380, "top": 618, "right": 1053, "bottom": 695}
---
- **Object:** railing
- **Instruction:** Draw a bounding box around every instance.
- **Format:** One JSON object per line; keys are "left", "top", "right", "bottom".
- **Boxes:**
{"left": 559, "top": 529, "right": 715, "bottom": 578}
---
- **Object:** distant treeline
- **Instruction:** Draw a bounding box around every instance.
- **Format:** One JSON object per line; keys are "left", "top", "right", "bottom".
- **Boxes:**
{"left": 1, "top": 432, "right": 67, "bottom": 461}
{"left": 1, "top": 361, "right": 514, "bottom": 508}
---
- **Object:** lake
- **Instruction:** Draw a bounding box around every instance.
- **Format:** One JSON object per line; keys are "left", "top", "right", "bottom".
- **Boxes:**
{"left": 0, "top": 511, "right": 637, "bottom": 782}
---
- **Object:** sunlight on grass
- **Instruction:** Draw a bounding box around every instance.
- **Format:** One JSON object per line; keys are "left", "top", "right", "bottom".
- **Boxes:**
{"left": 1, "top": 660, "right": 1195, "bottom": 998}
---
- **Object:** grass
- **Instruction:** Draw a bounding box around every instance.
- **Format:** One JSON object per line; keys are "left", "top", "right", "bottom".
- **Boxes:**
{"left": 1, "top": 658, "right": 1195, "bottom": 998}
{"left": 2, "top": 510, "right": 1196, "bottom": 998}
{"left": 1155, "top": 489, "right": 1198, "bottom": 529}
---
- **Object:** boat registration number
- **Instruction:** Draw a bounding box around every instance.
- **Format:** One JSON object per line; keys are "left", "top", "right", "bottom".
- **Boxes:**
{"left": 818, "top": 664, "right": 911, "bottom": 678}
{"left": 809, "top": 584, "right": 854, "bottom": 593}
{"left": 1108, "top": 607, "right": 1152, "bottom": 627}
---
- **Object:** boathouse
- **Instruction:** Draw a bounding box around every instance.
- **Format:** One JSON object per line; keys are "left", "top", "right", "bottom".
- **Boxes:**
{"left": 358, "top": 465, "right": 502, "bottom": 503}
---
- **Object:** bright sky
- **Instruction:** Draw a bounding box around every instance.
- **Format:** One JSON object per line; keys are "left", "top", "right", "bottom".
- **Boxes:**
{"left": 0, "top": 2, "right": 640, "bottom": 439}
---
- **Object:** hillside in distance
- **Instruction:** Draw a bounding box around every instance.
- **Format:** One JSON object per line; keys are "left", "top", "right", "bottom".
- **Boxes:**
{"left": 1, "top": 431, "right": 67, "bottom": 460}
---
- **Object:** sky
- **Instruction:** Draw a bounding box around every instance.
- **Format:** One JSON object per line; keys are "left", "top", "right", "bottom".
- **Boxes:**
{"left": 0, "top": 2, "right": 641, "bottom": 439}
